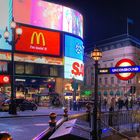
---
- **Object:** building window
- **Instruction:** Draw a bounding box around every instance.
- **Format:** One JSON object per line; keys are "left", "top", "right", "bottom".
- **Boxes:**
{"left": 25, "top": 64, "right": 34, "bottom": 74}
{"left": 117, "top": 78, "right": 121, "bottom": 84}
{"left": 111, "top": 63, "right": 113, "bottom": 67}
{"left": 128, "top": 79, "right": 131, "bottom": 84}
{"left": 111, "top": 77, "right": 114, "bottom": 84}
{"left": 105, "top": 77, "right": 108, "bottom": 84}
{"left": 40, "top": 65, "right": 49, "bottom": 75}
{"left": 50, "top": 66, "right": 58, "bottom": 76}
{"left": 15, "top": 63, "right": 24, "bottom": 74}
{"left": 99, "top": 78, "right": 102, "bottom": 84}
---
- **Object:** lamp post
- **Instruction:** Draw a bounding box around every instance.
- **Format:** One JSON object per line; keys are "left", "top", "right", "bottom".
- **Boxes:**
{"left": 4, "top": 17, "right": 22, "bottom": 115}
{"left": 91, "top": 48, "right": 102, "bottom": 140}
{"left": 71, "top": 77, "right": 78, "bottom": 111}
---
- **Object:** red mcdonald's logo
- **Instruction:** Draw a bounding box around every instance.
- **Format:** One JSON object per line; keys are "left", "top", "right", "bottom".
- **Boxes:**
{"left": 31, "top": 32, "right": 46, "bottom": 46}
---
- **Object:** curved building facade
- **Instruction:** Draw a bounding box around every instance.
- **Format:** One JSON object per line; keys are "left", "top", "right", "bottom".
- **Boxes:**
{"left": 0, "top": 0, "right": 84, "bottom": 105}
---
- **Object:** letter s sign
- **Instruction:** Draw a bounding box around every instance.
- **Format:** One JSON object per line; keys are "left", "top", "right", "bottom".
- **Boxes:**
{"left": 71, "top": 62, "right": 84, "bottom": 76}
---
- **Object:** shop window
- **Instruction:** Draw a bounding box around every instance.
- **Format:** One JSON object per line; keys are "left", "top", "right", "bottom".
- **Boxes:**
{"left": 40, "top": 65, "right": 49, "bottom": 75}
{"left": 50, "top": 66, "right": 58, "bottom": 76}
{"left": 25, "top": 64, "right": 34, "bottom": 74}
{"left": 0, "top": 61, "right": 8, "bottom": 73}
{"left": 15, "top": 63, "right": 24, "bottom": 74}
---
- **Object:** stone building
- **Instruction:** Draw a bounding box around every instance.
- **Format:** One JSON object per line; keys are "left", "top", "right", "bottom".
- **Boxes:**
{"left": 84, "top": 34, "right": 140, "bottom": 98}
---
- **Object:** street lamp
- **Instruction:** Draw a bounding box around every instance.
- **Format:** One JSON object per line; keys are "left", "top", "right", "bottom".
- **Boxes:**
{"left": 91, "top": 48, "right": 102, "bottom": 140}
{"left": 71, "top": 77, "right": 78, "bottom": 111}
{"left": 4, "top": 17, "right": 22, "bottom": 115}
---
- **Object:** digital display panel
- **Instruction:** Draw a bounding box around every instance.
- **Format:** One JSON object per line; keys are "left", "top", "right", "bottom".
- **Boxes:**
{"left": 0, "top": 0, "right": 12, "bottom": 50}
{"left": 65, "top": 35, "right": 84, "bottom": 61}
{"left": 13, "top": 0, "right": 83, "bottom": 38}
{"left": 64, "top": 57, "right": 84, "bottom": 81}
{"left": 14, "top": 53, "right": 63, "bottom": 65}
{"left": 15, "top": 25, "right": 60, "bottom": 56}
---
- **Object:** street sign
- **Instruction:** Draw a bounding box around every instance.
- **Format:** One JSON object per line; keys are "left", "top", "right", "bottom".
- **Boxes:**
{"left": 115, "top": 59, "right": 136, "bottom": 80}
{"left": 98, "top": 59, "right": 137, "bottom": 80}
{"left": 98, "top": 66, "right": 140, "bottom": 74}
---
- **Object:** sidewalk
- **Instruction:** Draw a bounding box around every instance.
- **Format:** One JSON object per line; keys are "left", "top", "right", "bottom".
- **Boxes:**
{"left": 0, "top": 107, "right": 86, "bottom": 118}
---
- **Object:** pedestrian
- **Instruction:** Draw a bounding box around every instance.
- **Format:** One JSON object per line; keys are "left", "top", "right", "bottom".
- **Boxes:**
{"left": 129, "top": 97, "right": 133, "bottom": 109}
{"left": 76, "top": 100, "right": 80, "bottom": 111}
{"left": 124, "top": 97, "right": 129, "bottom": 110}
{"left": 108, "top": 97, "right": 115, "bottom": 126}
{"left": 103, "top": 97, "right": 107, "bottom": 111}
{"left": 118, "top": 97, "right": 123, "bottom": 110}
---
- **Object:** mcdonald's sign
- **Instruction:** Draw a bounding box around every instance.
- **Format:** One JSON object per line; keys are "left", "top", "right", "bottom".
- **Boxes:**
{"left": 31, "top": 32, "right": 45, "bottom": 46}
{"left": 15, "top": 25, "right": 60, "bottom": 56}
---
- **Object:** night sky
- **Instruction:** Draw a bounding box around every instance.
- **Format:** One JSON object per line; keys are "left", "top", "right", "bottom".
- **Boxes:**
{"left": 46, "top": 0, "right": 140, "bottom": 49}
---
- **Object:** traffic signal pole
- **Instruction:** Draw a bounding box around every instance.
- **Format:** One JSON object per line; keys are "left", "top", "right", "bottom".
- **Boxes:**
{"left": 71, "top": 78, "right": 78, "bottom": 111}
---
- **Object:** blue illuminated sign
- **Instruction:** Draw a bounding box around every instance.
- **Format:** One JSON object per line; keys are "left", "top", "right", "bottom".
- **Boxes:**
{"left": 110, "top": 66, "right": 140, "bottom": 74}
{"left": 64, "top": 34, "right": 84, "bottom": 61}
{"left": 98, "top": 66, "right": 140, "bottom": 74}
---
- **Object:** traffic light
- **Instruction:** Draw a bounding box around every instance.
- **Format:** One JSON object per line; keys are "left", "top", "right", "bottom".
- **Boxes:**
{"left": 47, "top": 84, "right": 52, "bottom": 92}
{"left": 130, "top": 86, "right": 136, "bottom": 94}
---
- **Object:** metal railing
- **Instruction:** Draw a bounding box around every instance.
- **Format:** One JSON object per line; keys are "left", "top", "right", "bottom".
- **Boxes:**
{"left": 33, "top": 108, "right": 89, "bottom": 140}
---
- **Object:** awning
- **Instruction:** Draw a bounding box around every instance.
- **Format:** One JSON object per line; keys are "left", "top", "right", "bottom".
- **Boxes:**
{"left": 116, "top": 90, "right": 121, "bottom": 95}
{"left": 110, "top": 91, "right": 114, "bottom": 95}
{"left": 103, "top": 91, "right": 108, "bottom": 95}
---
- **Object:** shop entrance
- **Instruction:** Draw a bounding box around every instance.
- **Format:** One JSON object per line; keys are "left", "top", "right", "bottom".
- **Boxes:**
{"left": 15, "top": 77, "right": 56, "bottom": 106}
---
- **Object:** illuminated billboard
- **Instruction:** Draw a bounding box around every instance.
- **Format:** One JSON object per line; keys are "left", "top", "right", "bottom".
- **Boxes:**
{"left": 0, "top": 0, "right": 12, "bottom": 50}
{"left": 15, "top": 25, "right": 60, "bottom": 56}
{"left": 65, "top": 35, "right": 84, "bottom": 61}
{"left": 13, "top": 0, "right": 83, "bottom": 38}
{"left": 64, "top": 57, "right": 84, "bottom": 81}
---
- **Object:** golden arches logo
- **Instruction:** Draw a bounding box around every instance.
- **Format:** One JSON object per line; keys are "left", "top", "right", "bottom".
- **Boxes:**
{"left": 31, "top": 32, "right": 45, "bottom": 46}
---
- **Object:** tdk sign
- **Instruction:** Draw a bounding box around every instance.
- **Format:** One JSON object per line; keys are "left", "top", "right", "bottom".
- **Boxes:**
{"left": 110, "top": 66, "right": 140, "bottom": 74}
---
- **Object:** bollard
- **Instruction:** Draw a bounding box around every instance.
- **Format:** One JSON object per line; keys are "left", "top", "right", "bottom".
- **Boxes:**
{"left": 86, "top": 103, "right": 91, "bottom": 113}
{"left": 0, "top": 131, "right": 12, "bottom": 140}
{"left": 63, "top": 108, "right": 68, "bottom": 120}
{"left": 49, "top": 112, "right": 57, "bottom": 128}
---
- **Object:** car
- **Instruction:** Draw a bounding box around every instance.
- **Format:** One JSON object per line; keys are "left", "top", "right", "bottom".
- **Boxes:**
{"left": 0, "top": 99, "right": 38, "bottom": 112}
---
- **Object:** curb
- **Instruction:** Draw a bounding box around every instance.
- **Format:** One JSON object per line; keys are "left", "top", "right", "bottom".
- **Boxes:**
{"left": 0, "top": 113, "right": 75, "bottom": 118}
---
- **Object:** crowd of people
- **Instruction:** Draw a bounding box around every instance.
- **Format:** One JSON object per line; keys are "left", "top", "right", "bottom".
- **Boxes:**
{"left": 102, "top": 94, "right": 138, "bottom": 112}
{"left": 63, "top": 95, "right": 140, "bottom": 112}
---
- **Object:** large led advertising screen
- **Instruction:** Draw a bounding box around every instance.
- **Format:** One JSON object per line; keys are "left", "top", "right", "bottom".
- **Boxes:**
{"left": 0, "top": 0, "right": 12, "bottom": 50}
{"left": 64, "top": 57, "right": 84, "bottom": 81}
{"left": 13, "top": 0, "right": 83, "bottom": 38}
{"left": 65, "top": 34, "right": 84, "bottom": 61}
{"left": 15, "top": 25, "right": 60, "bottom": 56}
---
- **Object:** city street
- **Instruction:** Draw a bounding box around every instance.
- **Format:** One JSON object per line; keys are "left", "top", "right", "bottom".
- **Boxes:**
{"left": 0, "top": 116, "right": 61, "bottom": 140}
{"left": 0, "top": 107, "right": 86, "bottom": 140}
